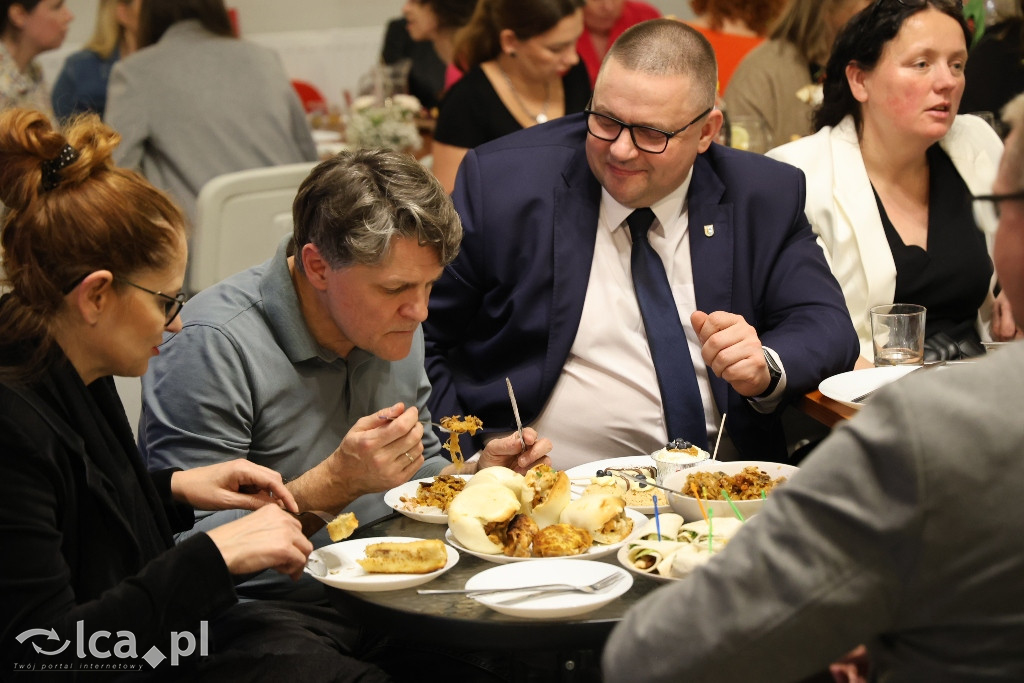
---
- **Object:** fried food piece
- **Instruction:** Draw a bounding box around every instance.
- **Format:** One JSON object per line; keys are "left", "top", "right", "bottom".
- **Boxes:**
{"left": 399, "top": 474, "right": 467, "bottom": 513}
{"left": 503, "top": 513, "right": 539, "bottom": 558}
{"left": 327, "top": 512, "right": 358, "bottom": 542}
{"left": 560, "top": 493, "right": 634, "bottom": 544}
{"left": 520, "top": 463, "right": 571, "bottom": 528}
{"left": 357, "top": 539, "right": 448, "bottom": 574}
{"left": 439, "top": 415, "right": 484, "bottom": 470}
{"left": 531, "top": 523, "right": 593, "bottom": 557}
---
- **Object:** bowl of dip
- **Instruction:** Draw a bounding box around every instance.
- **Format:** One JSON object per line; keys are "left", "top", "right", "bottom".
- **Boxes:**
{"left": 650, "top": 440, "right": 711, "bottom": 484}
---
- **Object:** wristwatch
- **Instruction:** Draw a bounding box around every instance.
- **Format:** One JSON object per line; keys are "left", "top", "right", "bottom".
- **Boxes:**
{"left": 757, "top": 347, "right": 782, "bottom": 398}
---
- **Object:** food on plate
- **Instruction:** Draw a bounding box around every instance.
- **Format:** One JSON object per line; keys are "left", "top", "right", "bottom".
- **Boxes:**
{"left": 503, "top": 513, "right": 538, "bottom": 558}
{"left": 531, "top": 523, "right": 593, "bottom": 558}
{"left": 559, "top": 493, "right": 634, "bottom": 544}
{"left": 398, "top": 474, "right": 467, "bottom": 514}
{"left": 356, "top": 539, "right": 448, "bottom": 574}
{"left": 683, "top": 466, "right": 788, "bottom": 501}
{"left": 465, "top": 465, "right": 525, "bottom": 499}
{"left": 520, "top": 463, "right": 571, "bottom": 528}
{"left": 624, "top": 516, "right": 745, "bottom": 578}
{"left": 585, "top": 473, "right": 659, "bottom": 507}
{"left": 634, "top": 512, "right": 686, "bottom": 541}
{"left": 327, "top": 511, "right": 359, "bottom": 542}
{"left": 439, "top": 414, "right": 483, "bottom": 470}
{"left": 447, "top": 483, "right": 521, "bottom": 554}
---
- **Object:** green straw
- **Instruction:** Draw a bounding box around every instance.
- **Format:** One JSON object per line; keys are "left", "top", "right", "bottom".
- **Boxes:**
{"left": 721, "top": 489, "right": 746, "bottom": 522}
{"left": 708, "top": 507, "right": 714, "bottom": 554}
{"left": 761, "top": 489, "right": 767, "bottom": 500}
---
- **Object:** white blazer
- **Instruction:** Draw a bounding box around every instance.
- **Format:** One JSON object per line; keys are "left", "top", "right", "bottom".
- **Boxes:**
{"left": 767, "top": 114, "right": 1003, "bottom": 359}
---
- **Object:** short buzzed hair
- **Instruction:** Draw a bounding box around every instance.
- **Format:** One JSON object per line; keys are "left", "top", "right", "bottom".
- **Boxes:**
{"left": 603, "top": 19, "right": 719, "bottom": 109}
{"left": 1002, "top": 94, "right": 1024, "bottom": 190}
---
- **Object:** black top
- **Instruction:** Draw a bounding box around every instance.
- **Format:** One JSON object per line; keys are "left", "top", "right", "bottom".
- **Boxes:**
{"left": 433, "top": 61, "right": 592, "bottom": 148}
{"left": 381, "top": 18, "right": 447, "bottom": 111}
{"left": 876, "top": 144, "right": 993, "bottom": 343}
{"left": 960, "top": 19, "right": 1024, "bottom": 130}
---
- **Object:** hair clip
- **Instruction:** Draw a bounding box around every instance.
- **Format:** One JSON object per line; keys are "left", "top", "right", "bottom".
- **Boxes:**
{"left": 40, "top": 144, "right": 79, "bottom": 193}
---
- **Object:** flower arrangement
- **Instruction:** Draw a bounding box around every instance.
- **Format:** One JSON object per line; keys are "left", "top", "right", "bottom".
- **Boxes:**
{"left": 345, "top": 93, "right": 423, "bottom": 152}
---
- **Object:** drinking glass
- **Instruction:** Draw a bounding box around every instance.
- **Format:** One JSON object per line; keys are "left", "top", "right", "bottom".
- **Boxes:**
{"left": 870, "top": 304, "right": 926, "bottom": 367}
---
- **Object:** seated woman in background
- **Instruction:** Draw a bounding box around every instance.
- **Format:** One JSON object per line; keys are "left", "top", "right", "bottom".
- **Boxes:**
{"left": 959, "top": 0, "right": 1024, "bottom": 130}
{"left": 0, "top": 0, "right": 73, "bottom": 117}
{"left": 51, "top": 0, "right": 139, "bottom": 120}
{"left": 382, "top": 0, "right": 478, "bottom": 111}
{"left": 105, "top": 0, "right": 317, "bottom": 224}
{"left": 576, "top": 0, "right": 660, "bottom": 88}
{"left": 684, "top": 0, "right": 787, "bottom": 93}
{"left": 725, "top": 0, "right": 868, "bottom": 146}
{"left": 768, "top": 0, "right": 1016, "bottom": 367}
{"left": 431, "top": 0, "right": 590, "bottom": 193}
{"left": 0, "top": 109, "right": 372, "bottom": 678}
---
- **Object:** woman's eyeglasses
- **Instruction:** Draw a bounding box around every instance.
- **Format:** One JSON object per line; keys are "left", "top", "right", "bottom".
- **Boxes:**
{"left": 115, "top": 278, "right": 186, "bottom": 326}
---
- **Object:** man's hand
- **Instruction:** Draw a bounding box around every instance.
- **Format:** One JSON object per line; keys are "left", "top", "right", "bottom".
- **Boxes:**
{"left": 170, "top": 460, "right": 298, "bottom": 512}
{"left": 206, "top": 505, "right": 312, "bottom": 580}
{"left": 991, "top": 290, "right": 1023, "bottom": 341}
{"left": 691, "top": 310, "right": 770, "bottom": 397}
{"left": 287, "top": 402, "right": 424, "bottom": 512}
{"left": 453, "top": 428, "right": 553, "bottom": 476}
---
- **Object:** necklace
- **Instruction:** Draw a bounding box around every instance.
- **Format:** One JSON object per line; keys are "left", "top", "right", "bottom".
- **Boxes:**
{"left": 497, "top": 63, "right": 551, "bottom": 124}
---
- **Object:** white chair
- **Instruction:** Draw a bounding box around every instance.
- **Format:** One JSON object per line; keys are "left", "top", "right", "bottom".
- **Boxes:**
{"left": 190, "top": 161, "right": 318, "bottom": 293}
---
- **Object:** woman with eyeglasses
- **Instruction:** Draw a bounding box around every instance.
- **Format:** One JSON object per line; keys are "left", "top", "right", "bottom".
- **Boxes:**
{"left": 0, "top": 109, "right": 379, "bottom": 678}
{"left": 768, "top": 0, "right": 1018, "bottom": 366}
{"left": 431, "top": 0, "right": 591, "bottom": 193}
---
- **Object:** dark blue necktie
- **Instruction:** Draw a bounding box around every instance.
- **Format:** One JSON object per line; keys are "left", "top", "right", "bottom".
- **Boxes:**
{"left": 627, "top": 208, "right": 708, "bottom": 449}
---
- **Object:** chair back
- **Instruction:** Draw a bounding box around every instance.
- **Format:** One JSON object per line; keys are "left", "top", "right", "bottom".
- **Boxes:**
{"left": 191, "top": 162, "right": 317, "bottom": 292}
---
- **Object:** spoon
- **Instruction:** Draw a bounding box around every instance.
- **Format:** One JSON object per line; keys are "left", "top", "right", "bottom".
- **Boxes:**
{"left": 596, "top": 469, "right": 680, "bottom": 496}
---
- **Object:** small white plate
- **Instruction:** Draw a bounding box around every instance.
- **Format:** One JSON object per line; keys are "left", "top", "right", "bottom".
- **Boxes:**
{"left": 305, "top": 536, "right": 458, "bottom": 592}
{"left": 444, "top": 507, "right": 648, "bottom": 564}
{"left": 564, "top": 456, "right": 659, "bottom": 514}
{"left": 616, "top": 543, "right": 679, "bottom": 583}
{"left": 384, "top": 475, "right": 473, "bottom": 524}
{"left": 466, "top": 560, "right": 632, "bottom": 619}
{"left": 818, "top": 366, "right": 920, "bottom": 408}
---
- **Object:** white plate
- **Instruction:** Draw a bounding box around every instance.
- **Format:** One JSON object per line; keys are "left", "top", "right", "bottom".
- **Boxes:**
{"left": 384, "top": 474, "right": 473, "bottom": 524}
{"left": 564, "top": 455, "right": 660, "bottom": 514}
{"left": 818, "top": 366, "right": 920, "bottom": 408}
{"left": 305, "top": 536, "right": 458, "bottom": 592}
{"left": 616, "top": 543, "right": 679, "bottom": 583}
{"left": 466, "top": 560, "right": 632, "bottom": 619}
{"left": 444, "top": 507, "right": 649, "bottom": 564}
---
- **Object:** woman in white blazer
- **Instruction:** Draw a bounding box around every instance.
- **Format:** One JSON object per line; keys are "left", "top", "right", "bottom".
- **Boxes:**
{"left": 768, "top": 0, "right": 1016, "bottom": 365}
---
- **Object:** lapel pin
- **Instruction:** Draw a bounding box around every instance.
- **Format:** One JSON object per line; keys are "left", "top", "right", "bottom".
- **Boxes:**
{"left": 704, "top": 224, "right": 715, "bottom": 237}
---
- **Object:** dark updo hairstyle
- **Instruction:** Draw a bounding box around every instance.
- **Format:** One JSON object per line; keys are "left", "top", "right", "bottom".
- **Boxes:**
{"left": 137, "top": 0, "right": 234, "bottom": 49}
{"left": 454, "top": 0, "right": 584, "bottom": 70}
{"left": 814, "top": 0, "right": 970, "bottom": 132}
{"left": 0, "top": 109, "right": 187, "bottom": 384}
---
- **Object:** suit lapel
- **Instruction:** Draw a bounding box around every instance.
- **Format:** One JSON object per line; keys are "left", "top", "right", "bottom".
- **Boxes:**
{"left": 545, "top": 148, "right": 602, "bottom": 393}
{"left": 688, "top": 152, "right": 731, "bottom": 413}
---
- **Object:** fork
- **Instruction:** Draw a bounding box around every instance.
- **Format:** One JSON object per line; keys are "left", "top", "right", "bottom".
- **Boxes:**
{"left": 493, "top": 572, "right": 625, "bottom": 606}
{"left": 419, "top": 572, "right": 623, "bottom": 598}
{"left": 287, "top": 510, "right": 335, "bottom": 538}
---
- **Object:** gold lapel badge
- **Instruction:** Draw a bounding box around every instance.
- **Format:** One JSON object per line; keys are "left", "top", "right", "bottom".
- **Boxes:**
{"left": 704, "top": 224, "right": 715, "bottom": 237}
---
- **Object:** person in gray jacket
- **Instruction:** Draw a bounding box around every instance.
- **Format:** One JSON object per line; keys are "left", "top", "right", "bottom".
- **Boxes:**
{"left": 603, "top": 93, "right": 1024, "bottom": 683}
{"left": 105, "top": 0, "right": 317, "bottom": 223}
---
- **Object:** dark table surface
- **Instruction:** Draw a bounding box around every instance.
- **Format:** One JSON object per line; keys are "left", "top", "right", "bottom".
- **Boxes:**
{"left": 325, "top": 512, "right": 667, "bottom": 652}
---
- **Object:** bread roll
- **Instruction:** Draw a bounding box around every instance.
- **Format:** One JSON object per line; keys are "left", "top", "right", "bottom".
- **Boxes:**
{"left": 520, "top": 464, "right": 571, "bottom": 529}
{"left": 447, "top": 483, "right": 521, "bottom": 554}
{"left": 559, "top": 493, "right": 633, "bottom": 544}
{"left": 465, "top": 466, "right": 525, "bottom": 501}
{"left": 357, "top": 539, "right": 447, "bottom": 574}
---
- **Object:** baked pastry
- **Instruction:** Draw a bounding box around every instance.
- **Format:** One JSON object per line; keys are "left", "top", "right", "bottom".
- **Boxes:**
{"left": 559, "top": 493, "right": 634, "bottom": 544}
{"left": 466, "top": 465, "right": 525, "bottom": 500}
{"left": 326, "top": 512, "right": 358, "bottom": 542}
{"left": 447, "top": 483, "right": 521, "bottom": 554}
{"left": 503, "top": 513, "right": 538, "bottom": 558}
{"left": 356, "top": 539, "right": 447, "bottom": 574}
{"left": 520, "top": 463, "right": 571, "bottom": 529}
{"left": 531, "top": 523, "right": 593, "bottom": 557}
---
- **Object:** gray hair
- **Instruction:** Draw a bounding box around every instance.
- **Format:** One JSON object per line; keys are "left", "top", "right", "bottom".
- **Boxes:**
{"left": 292, "top": 149, "right": 462, "bottom": 271}
{"left": 603, "top": 19, "right": 718, "bottom": 109}
{"left": 1002, "top": 94, "right": 1024, "bottom": 191}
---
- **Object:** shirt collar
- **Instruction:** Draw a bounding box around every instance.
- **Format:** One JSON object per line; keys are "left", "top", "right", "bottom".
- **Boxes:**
{"left": 600, "top": 167, "right": 694, "bottom": 236}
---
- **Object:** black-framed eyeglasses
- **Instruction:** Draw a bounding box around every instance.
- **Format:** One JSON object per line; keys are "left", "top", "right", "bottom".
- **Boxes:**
{"left": 973, "top": 190, "right": 1024, "bottom": 219}
{"left": 583, "top": 106, "right": 713, "bottom": 154}
{"left": 115, "top": 277, "right": 186, "bottom": 326}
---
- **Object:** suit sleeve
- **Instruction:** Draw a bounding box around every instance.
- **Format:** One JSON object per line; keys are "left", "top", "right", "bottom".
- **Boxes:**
{"left": 105, "top": 62, "right": 148, "bottom": 171}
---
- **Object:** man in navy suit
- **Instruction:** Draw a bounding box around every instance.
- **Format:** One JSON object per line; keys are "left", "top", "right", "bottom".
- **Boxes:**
{"left": 423, "top": 19, "right": 858, "bottom": 466}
